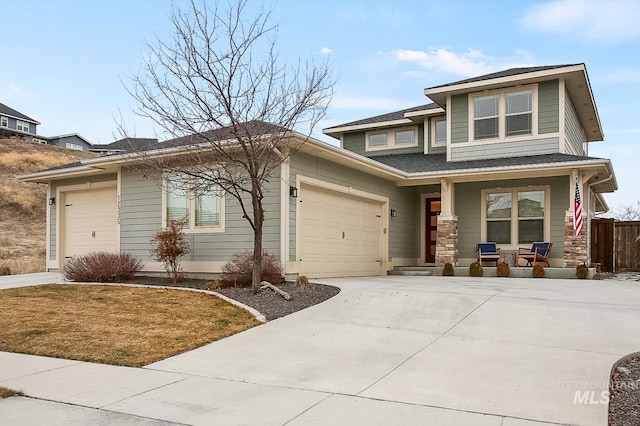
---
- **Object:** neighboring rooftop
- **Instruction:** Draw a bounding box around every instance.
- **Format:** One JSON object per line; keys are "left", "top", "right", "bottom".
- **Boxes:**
{"left": 91, "top": 137, "right": 159, "bottom": 153}
{"left": 0, "top": 103, "right": 40, "bottom": 124}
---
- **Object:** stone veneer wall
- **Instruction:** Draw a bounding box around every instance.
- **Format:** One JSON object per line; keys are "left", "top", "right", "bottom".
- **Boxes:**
{"left": 435, "top": 217, "right": 459, "bottom": 266}
{"left": 563, "top": 211, "right": 588, "bottom": 267}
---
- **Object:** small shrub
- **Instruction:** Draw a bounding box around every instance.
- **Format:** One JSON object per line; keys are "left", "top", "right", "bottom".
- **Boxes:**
{"left": 532, "top": 264, "right": 546, "bottom": 278}
{"left": 576, "top": 263, "right": 589, "bottom": 279}
{"left": 496, "top": 261, "right": 510, "bottom": 277}
{"left": 0, "top": 265, "right": 10, "bottom": 276}
{"left": 220, "top": 251, "right": 282, "bottom": 287}
{"left": 63, "top": 252, "right": 143, "bottom": 282}
{"left": 469, "top": 261, "right": 483, "bottom": 277}
{"left": 442, "top": 262, "right": 454, "bottom": 276}
{"left": 151, "top": 221, "right": 191, "bottom": 284}
{"left": 296, "top": 275, "right": 310, "bottom": 287}
{"left": 206, "top": 279, "right": 222, "bottom": 291}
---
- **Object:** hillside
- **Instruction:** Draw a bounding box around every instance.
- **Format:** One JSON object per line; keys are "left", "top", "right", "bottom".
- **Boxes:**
{"left": 0, "top": 138, "right": 97, "bottom": 274}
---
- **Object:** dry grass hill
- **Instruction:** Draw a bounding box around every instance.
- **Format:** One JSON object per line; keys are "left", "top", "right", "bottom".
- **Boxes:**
{"left": 0, "top": 138, "right": 96, "bottom": 274}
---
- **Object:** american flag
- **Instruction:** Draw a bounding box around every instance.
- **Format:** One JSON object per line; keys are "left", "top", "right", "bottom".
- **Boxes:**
{"left": 574, "top": 178, "right": 583, "bottom": 236}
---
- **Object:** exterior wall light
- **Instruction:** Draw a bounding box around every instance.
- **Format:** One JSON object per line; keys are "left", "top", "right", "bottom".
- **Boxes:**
{"left": 289, "top": 186, "right": 298, "bottom": 198}
{"left": 390, "top": 209, "right": 397, "bottom": 217}
{"left": 48, "top": 197, "right": 56, "bottom": 205}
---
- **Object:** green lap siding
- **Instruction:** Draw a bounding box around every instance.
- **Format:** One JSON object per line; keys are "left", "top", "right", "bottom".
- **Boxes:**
{"left": 538, "top": 80, "right": 560, "bottom": 135}
{"left": 450, "top": 94, "right": 468, "bottom": 144}
{"left": 456, "top": 176, "right": 569, "bottom": 261}
{"left": 119, "top": 168, "right": 281, "bottom": 262}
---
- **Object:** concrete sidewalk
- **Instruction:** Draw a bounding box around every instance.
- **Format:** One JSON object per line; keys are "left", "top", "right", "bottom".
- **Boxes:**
{"left": 0, "top": 272, "right": 65, "bottom": 289}
{"left": 1, "top": 276, "right": 639, "bottom": 425}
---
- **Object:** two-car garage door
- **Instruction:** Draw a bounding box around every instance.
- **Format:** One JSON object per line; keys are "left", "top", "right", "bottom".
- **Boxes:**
{"left": 298, "top": 183, "right": 384, "bottom": 277}
{"left": 63, "top": 186, "right": 118, "bottom": 260}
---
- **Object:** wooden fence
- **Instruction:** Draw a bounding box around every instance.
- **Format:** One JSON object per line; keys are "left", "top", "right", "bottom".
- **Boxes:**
{"left": 591, "top": 219, "right": 640, "bottom": 272}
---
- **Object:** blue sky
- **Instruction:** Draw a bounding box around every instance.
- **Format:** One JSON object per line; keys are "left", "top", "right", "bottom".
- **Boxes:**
{"left": 2, "top": 0, "right": 639, "bottom": 210}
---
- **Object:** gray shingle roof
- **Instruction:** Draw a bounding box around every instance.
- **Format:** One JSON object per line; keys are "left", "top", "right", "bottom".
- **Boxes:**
{"left": 369, "top": 152, "right": 600, "bottom": 174}
{"left": 324, "top": 103, "right": 439, "bottom": 130}
{"left": 92, "top": 137, "right": 159, "bottom": 152}
{"left": 426, "top": 64, "right": 582, "bottom": 90}
{"left": 0, "top": 103, "right": 39, "bottom": 124}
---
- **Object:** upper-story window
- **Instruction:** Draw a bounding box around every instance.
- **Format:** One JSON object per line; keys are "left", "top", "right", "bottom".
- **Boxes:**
{"left": 16, "top": 120, "right": 30, "bottom": 133}
{"left": 470, "top": 85, "right": 536, "bottom": 141}
{"left": 366, "top": 126, "right": 418, "bottom": 151}
{"left": 432, "top": 117, "right": 447, "bottom": 146}
{"left": 0, "top": 116, "right": 7, "bottom": 127}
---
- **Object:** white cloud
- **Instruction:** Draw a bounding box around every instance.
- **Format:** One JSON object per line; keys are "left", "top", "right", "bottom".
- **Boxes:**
{"left": 320, "top": 47, "right": 332, "bottom": 55}
{"left": 7, "top": 84, "right": 22, "bottom": 95}
{"left": 392, "top": 48, "right": 535, "bottom": 78}
{"left": 520, "top": 0, "right": 640, "bottom": 43}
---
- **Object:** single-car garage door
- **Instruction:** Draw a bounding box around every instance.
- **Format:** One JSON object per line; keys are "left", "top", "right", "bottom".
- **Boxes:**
{"left": 63, "top": 186, "right": 118, "bottom": 260}
{"left": 298, "top": 183, "right": 384, "bottom": 277}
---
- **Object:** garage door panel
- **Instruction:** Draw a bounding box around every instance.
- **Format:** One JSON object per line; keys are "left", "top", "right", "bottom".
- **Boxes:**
{"left": 63, "top": 187, "right": 118, "bottom": 259}
{"left": 299, "top": 183, "right": 383, "bottom": 278}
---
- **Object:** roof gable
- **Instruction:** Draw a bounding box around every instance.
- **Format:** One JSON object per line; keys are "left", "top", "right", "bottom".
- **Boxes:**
{"left": 0, "top": 103, "right": 40, "bottom": 124}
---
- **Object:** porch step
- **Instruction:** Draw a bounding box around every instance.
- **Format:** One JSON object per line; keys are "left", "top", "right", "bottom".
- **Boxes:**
{"left": 388, "top": 266, "right": 433, "bottom": 276}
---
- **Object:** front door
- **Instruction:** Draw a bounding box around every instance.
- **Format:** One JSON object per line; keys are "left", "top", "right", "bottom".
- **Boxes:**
{"left": 425, "top": 198, "right": 441, "bottom": 263}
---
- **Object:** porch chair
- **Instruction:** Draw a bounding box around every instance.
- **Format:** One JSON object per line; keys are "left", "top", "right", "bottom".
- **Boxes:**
{"left": 476, "top": 242, "right": 501, "bottom": 265}
{"left": 516, "top": 242, "right": 553, "bottom": 267}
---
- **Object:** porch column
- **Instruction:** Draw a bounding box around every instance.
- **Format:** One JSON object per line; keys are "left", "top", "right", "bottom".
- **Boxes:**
{"left": 563, "top": 170, "right": 589, "bottom": 267}
{"left": 435, "top": 179, "right": 458, "bottom": 266}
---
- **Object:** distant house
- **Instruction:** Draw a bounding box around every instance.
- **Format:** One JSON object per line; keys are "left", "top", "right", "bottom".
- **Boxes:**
{"left": 0, "top": 102, "right": 93, "bottom": 151}
{"left": 0, "top": 103, "right": 40, "bottom": 137}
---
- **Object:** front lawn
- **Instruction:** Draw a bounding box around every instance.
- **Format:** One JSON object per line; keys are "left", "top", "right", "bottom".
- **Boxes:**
{"left": 0, "top": 284, "right": 259, "bottom": 367}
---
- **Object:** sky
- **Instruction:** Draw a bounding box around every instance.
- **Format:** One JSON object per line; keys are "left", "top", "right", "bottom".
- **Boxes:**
{"left": 2, "top": 0, "right": 639, "bottom": 210}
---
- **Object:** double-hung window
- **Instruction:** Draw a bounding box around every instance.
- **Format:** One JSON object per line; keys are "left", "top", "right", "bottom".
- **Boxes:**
{"left": 165, "top": 176, "right": 224, "bottom": 232}
{"left": 506, "top": 91, "right": 532, "bottom": 136}
{"left": 484, "top": 187, "right": 548, "bottom": 246}
{"left": 16, "top": 120, "right": 30, "bottom": 133}
{"left": 432, "top": 117, "right": 447, "bottom": 146}
{"left": 474, "top": 95, "right": 499, "bottom": 140}
{"left": 0, "top": 116, "right": 7, "bottom": 127}
{"left": 471, "top": 87, "right": 535, "bottom": 141}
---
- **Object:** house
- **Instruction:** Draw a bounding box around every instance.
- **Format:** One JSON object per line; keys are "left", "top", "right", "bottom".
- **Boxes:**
{"left": 0, "top": 103, "right": 40, "bottom": 137}
{"left": 0, "top": 102, "right": 94, "bottom": 151}
{"left": 17, "top": 63, "right": 617, "bottom": 278}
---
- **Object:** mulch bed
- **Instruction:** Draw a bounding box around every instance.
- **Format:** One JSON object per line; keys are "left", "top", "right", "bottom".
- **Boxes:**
{"left": 609, "top": 353, "right": 640, "bottom": 425}
{"left": 130, "top": 276, "right": 340, "bottom": 321}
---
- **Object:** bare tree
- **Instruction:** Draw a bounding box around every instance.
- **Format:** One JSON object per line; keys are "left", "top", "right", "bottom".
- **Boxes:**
{"left": 612, "top": 201, "right": 640, "bottom": 221}
{"left": 124, "top": 0, "right": 333, "bottom": 292}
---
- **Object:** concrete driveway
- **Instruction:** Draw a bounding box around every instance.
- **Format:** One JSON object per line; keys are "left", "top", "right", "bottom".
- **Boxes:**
{"left": 1, "top": 276, "right": 639, "bottom": 425}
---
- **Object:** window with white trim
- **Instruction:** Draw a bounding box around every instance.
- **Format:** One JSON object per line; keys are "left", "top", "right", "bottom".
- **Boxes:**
{"left": 65, "top": 142, "right": 84, "bottom": 151}
{"left": 365, "top": 126, "right": 418, "bottom": 151}
{"left": 470, "top": 86, "right": 536, "bottom": 141}
{"left": 16, "top": 120, "right": 30, "bottom": 133}
{"left": 165, "top": 176, "right": 224, "bottom": 232}
{"left": 483, "top": 187, "right": 548, "bottom": 246}
{"left": 432, "top": 117, "right": 447, "bottom": 146}
{"left": 0, "top": 116, "right": 7, "bottom": 127}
